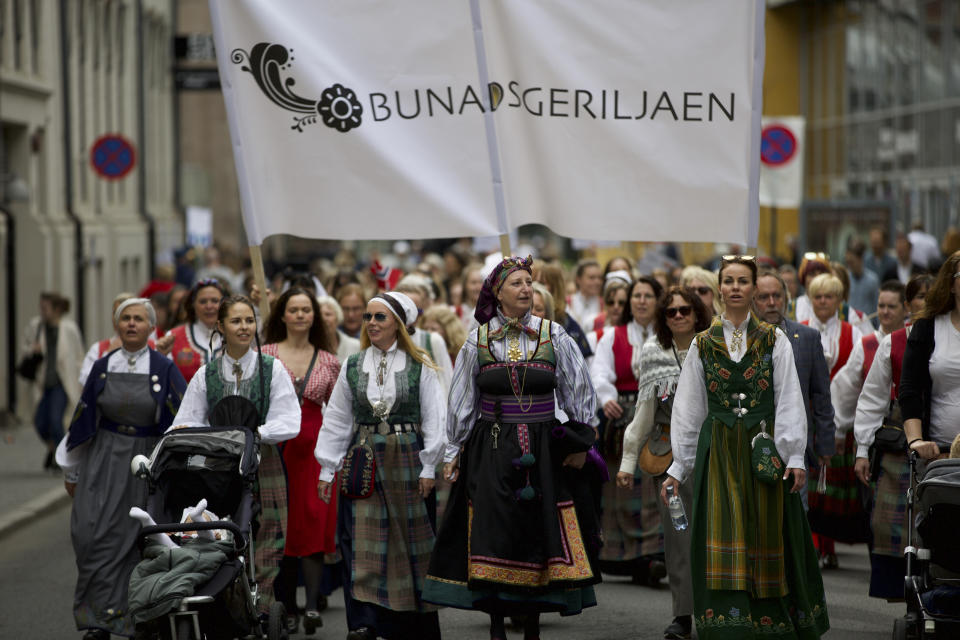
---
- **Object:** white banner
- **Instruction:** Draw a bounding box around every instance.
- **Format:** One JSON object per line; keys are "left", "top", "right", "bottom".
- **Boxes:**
{"left": 758, "top": 116, "right": 805, "bottom": 209}
{"left": 210, "top": 0, "right": 765, "bottom": 246}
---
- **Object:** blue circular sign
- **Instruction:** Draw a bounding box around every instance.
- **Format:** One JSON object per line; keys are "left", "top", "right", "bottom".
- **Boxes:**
{"left": 760, "top": 125, "right": 797, "bottom": 167}
{"left": 90, "top": 135, "right": 136, "bottom": 179}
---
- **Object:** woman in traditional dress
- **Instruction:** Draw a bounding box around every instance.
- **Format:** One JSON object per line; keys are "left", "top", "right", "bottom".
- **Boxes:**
{"left": 618, "top": 286, "right": 711, "bottom": 639}
{"left": 590, "top": 275, "right": 665, "bottom": 585}
{"left": 802, "top": 273, "right": 867, "bottom": 568}
{"left": 585, "top": 271, "right": 631, "bottom": 357}
{"left": 662, "top": 256, "right": 829, "bottom": 640}
{"left": 261, "top": 287, "right": 342, "bottom": 634}
{"left": 158, "top": 278, "right": 229, "bottom": 383}
{"left": 679, "top": 265, "right": 723, "bottom": 317}
{"left": 851, "top": 275, "right": 930, "bottom": 599}
{"left": 57, "top": 298, "right": 186, "bottom": 639}
{"left": 314, "top": 291, "right": 446, "bottom": 640}
{"left": 170, "top": 295, "right": 301, "bottom": 620}
{"left": 424, "top": 256, "right": 601, "bottom": 640}
{"left": 534, "top": 262, "right": 593, "bottom": 359}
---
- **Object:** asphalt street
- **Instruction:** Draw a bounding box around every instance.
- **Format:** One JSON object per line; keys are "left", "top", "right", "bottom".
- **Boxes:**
{"left": 0, "top": 502, "right": 903, "bottom": 639}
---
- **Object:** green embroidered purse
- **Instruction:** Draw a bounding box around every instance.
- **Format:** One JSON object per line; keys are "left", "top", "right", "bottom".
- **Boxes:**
{"left": 750, "top": 420, "right": 784, "bottom": 484}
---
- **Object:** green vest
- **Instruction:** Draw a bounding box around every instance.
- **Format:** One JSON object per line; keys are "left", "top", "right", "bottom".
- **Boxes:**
{"left": 346, "top": 349, "right": 422, "bottom": 425}
{"left": 204, "top": 354, "right": 274, "bottom": 418}
{"left": 476, "top": 318, "right": 556, "bottom": 366}
{"left": 696, "top": 315, "right": 777, "bottom": 431}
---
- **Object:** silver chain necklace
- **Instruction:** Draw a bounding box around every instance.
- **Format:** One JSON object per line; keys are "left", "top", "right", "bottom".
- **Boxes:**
{"left": 371, "top": 348, "right": 397, "bottom": 421}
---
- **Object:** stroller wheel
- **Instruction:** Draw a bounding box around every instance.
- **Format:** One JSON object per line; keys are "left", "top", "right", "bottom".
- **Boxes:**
{"left": 892, "top": 616, "right": 916, "bottom": 640}
{"left": 267, "top": 601, "right": 288, "bottom": 640}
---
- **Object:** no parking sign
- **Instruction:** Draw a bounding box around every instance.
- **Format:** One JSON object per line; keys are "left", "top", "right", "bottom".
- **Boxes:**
{"left": 758, "top": 117, "right": 804, "bottom": 208}
{"left": 90, "top": 135, "right": 137, "bottom": 180}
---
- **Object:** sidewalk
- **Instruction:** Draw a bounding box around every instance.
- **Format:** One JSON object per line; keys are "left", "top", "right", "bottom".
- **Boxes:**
{"left": 0, "top": 417, "right": 70, "bottom": 540}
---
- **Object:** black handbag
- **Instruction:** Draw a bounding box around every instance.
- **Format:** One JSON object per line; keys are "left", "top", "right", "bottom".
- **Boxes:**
{"left": 17, "top": 324, "right": 44, "bottom": 381}
{"left": 872, "top": 424, "right": 907, "bottom": 453}
{"left": 340, "top": 426, "right": 376, "bottom": 499}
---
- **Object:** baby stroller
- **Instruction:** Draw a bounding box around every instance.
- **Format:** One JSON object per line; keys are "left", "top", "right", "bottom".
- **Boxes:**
{"left": 894, "top": 449, "right": 960, "bottom": 639}
{"left": 128, "top": 425, "right": 287, "bottom": 640}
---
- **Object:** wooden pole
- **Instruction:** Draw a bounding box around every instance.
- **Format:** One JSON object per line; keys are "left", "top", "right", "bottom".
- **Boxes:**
{"left": 249, "top": 244, "right": 270, "bottom": 320}
{"left": 499, "top": 233, "right": 512, "bottom": 257}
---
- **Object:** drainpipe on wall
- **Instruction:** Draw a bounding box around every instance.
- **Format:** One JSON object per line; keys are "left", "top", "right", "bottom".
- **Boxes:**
{"left": 137, "top": 0, "right": 157, "bottom": 280}
{"left": 60, "top": 0, "right": 85, "bottom": 338}
{"left": 0, "top": 206, "right": 15, "bottom": 412}
{"left": 171, "top": 0, "right": 183, "bottom": 225}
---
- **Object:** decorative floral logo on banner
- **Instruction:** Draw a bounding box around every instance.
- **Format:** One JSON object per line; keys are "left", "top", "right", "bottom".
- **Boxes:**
{"left": 231, "top": 42, "right": 363, "bottom": 133}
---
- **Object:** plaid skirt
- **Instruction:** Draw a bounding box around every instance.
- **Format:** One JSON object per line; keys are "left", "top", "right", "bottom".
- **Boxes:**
{"left": 343, "top": 429, "right": 437, "bottom": 613}
{"left": 807, "top": 431, "right": 871, "bottom": 544}
{"left": 870, "top": 451, "right": 910, "bottom": 558}
{"left": 254, "top": 443, "right": 288, "bottom": 614}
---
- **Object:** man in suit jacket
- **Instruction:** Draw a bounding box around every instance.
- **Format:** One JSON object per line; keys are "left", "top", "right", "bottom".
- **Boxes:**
{"left": 754, "top": 269, "right": 836, "bottom": 509}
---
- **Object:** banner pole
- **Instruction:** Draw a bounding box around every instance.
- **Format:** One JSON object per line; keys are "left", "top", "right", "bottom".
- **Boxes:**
{"left": 499, "top": 234, "right": 512, "bottom": 257}
{"left": 249, "top": 244, "right": 270, "bottom": 320}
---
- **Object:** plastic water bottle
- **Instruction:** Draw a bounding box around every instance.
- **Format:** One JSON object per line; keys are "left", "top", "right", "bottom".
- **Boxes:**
{"left": 667, "top": 484, "right": 688, "bottom": 531}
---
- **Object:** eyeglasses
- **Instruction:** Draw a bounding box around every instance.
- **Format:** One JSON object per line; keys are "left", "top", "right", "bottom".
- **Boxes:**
{"left": 664, "top": 305, "right": 692, "bottom": 318}
{"left": 694, "top": 286, "right": 712, "bottom": 296}
{"left": 721, "top": 255, "right": 755, "bottom": 263}
{"left": 362, "top": 312, "right": 389, "bottom": 323}
{"left": 605, "top": 298, "right": 626, "bottom": 307}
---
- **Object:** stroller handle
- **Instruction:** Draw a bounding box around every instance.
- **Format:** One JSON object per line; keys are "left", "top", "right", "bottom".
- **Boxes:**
{"left": 140, "top": 520, "right": 247, "bottom": 551}
{"left": 909, "top": 443, "right": 952, "bottom": 464}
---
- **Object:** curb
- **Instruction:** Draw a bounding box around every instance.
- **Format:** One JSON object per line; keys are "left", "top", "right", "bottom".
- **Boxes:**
{"left": 0, "top": 485, "right": 71, "bottom": 541}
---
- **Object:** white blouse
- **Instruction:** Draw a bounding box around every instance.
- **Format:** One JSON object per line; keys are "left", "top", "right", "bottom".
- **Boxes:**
{"left": 568, "top": 292, "right": 601, "bottom": 329}
{"left": 666, "top": 314, "right": 808, "bottom": 483}
{"left": 830, "top": 328, "right": 884, "bottom": 436}
{"left": 169, "top": 348, "right": 300, "bottom": 445}
{"left": 807, "top": 313, "right": 863, "bottom": 372}
{"left": 314, "top": 342, "right": 446, "bottom": 482}
{"left": 415, "top": 329, "right": 454, "bottom": 394}
{"left": 929, "top": 314, "right": 960, "bottom": 444}
{"left": 590, "top": 321, "right": 655, "bottom": 407}
{"left": 853, "top": 330, "right": 901, "bottom": 459}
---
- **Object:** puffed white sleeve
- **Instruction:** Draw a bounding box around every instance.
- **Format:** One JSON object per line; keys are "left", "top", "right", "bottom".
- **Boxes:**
{"left": 590, "top": 329, "right": 618, "bottom": 407}
{"left": 620, "top": 390, "right": 656, "bottom": 476}
{"left": 445, "top": 329, "right": 480, "bottom": 462}
{"left": 829, "top": 339, "right": 865, "bottom": 434}
{"left": 772, "top": 329, "right": 808, "bottom": 470}
{"left": 417, "top": 365, "right": 447, "bottom": 479}
{"left": 257, "top": 358, "right": 301, "bottom": 444}
{"left": 666, "top": 341, "right": 707, "bottom": 483}
{"left": 314, "top": 365, "right": 358, "bottom": 483}
{"left": 854, "top": 335, "right": 893, "bottom": 459}
{"left": 429, "top": 331, "right": 454, "bottom": 393}
{"left": 78, "top": 342, "right": 100, "bottom": 387}
{"left": 169, "top": 365, "right": 211, "bottom": 429}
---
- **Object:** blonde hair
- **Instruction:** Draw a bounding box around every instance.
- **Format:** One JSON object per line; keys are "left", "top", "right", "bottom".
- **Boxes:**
{"left": 806, "top": 273, "right": 844, "bottom": 299}
{"left": 531, "top": 282, "right": 555, "bottom": 321}
{"left": 421, "top": 306, "right": 467, "bottom": 356}
{"left": 360, "top": 321, "right": 439, "bottom": 371}
{"left": 679, "top": 265, "right": 723, "bottom": 315}
{"left": 951, "top": 432, "right": 960, "bottom": 459}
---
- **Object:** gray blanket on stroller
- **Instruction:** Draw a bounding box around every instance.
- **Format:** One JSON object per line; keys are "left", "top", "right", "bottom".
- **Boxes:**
{"left": 128, "top": 539, "right": 233, "bottom": 624}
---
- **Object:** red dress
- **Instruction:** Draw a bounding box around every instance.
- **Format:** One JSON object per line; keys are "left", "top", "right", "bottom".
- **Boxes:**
{"left": 260, "top": 344, "right": 342, "bottom": 556}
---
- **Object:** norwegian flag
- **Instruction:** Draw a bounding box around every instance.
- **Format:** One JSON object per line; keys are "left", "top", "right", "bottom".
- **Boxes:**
{"left": 371, "top": 260, "right": 403, "bottom": 292}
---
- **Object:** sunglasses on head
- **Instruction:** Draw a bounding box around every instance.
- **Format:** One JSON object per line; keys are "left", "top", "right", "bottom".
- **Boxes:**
{"left": 362, "top": 312, "right": 389, "bottom": 322}
{"left": 665, "top": 305, "right": 692, "bottom": 318}
{"left": 721, "top": 255, "right": 755, "bottom": 263}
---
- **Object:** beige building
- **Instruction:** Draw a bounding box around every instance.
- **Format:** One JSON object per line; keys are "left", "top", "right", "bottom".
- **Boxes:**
{"left": 0, "top": 0, "right": 180, "bottom": 418}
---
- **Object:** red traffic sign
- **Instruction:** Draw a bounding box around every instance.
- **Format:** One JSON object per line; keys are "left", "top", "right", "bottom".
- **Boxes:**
{"left": 760, "top": 124, "right": 797, "bottom": 167}
{"left": 90, "top": 135, "right": 136, "bottom": 179}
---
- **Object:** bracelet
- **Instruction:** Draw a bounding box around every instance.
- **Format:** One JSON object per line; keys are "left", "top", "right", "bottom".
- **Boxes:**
{"left": 908, "top": 438, "right": 923, "bottom": 447}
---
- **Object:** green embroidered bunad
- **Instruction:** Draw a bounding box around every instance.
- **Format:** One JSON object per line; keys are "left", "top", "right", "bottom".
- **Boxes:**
{"left": 690, "top": 317, "right": 829, "bottom": 639}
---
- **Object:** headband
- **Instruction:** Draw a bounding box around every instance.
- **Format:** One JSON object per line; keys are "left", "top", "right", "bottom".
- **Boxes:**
{"left": 373, "top": 292, "right": 418, "bottom": 334}
{"left": 474, "top": 255, "right": 534, "bottom": 324}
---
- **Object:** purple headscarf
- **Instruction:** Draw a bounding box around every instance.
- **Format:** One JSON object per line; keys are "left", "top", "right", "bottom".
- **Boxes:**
{"left": 474, "top": 255, "right": 534, "bottom": 325}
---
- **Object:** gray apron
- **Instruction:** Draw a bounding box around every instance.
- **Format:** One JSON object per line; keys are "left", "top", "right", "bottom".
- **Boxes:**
{"left": 71, "top": 372, "right": 158, "bottom": 636}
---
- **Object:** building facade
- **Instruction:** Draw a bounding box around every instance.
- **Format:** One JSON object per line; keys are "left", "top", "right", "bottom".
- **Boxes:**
{"left": 0, "top": 0, "right": 180, "bottom": 418}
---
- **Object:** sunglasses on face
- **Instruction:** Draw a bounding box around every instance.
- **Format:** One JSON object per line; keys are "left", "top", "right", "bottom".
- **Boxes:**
{"left": 665, "top": 305, "right": 693, "bottom": 318}
{"left": 362, "top": 312, "right": 389, "bottom": 323}
{"left": 605, "top": 298, "right": 625, "bottom": 307}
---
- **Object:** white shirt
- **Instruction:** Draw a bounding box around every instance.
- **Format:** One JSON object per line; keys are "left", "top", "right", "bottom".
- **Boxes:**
{"left": 590, "top": 321, "right": 655, "bottom": 407}
{"left": 807, "top": 313, "right": 863, "bottom": 373}
{"left": 56, "top": 346, "right": 154, "bottom": 481}
{"left": 929, "top": 314, "right": 960, "bottom": 444}
{"left": 568, "top": 292, "right": 601, "bottom": 329}
{"left": 830, "top": 328, "right": 886, "bottom": 435}
{"left": 336, "top": 329, "right": 362, "bottom": 363}
{"left": 314, "top": 342, "right": 446, "bottom": 482}
{"left": 853, "top": 330, "right": 903, "bottom": 458}
{"left": 169, "top": 348, "right": 300, "bottom": 444}
{"left": 666, "top": 314, "right": 808, "bottom": 483}
{"left": 415, "top": 329, "right": 454, "bottom": 394}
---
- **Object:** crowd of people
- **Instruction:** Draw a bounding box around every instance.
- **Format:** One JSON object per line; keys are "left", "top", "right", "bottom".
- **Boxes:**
{"left": 17, "top": 224, "right": 960, "bottom": 640}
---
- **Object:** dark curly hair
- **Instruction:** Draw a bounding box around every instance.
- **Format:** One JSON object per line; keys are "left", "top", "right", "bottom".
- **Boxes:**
{"left": 655, "top": 286, "right": 711, "bottom": 349}
{"left": 263, "top": 287, "right": 336, "bottom": 355}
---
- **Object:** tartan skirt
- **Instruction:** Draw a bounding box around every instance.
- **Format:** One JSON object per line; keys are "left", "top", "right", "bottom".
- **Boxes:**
{"left": 254, "top": 443, "right": 288, "bottom": 614}
{"left": 870, "top": 451, "right": 910, "bottom": 558}
{"left": 341, "top": 429, "right": 437, "bottom": 613}
{"left": 690, "top": 418, "right": 829, "bottom": 639}
{"left": 807, "top": 431, "right": 871, "bottom": 544}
